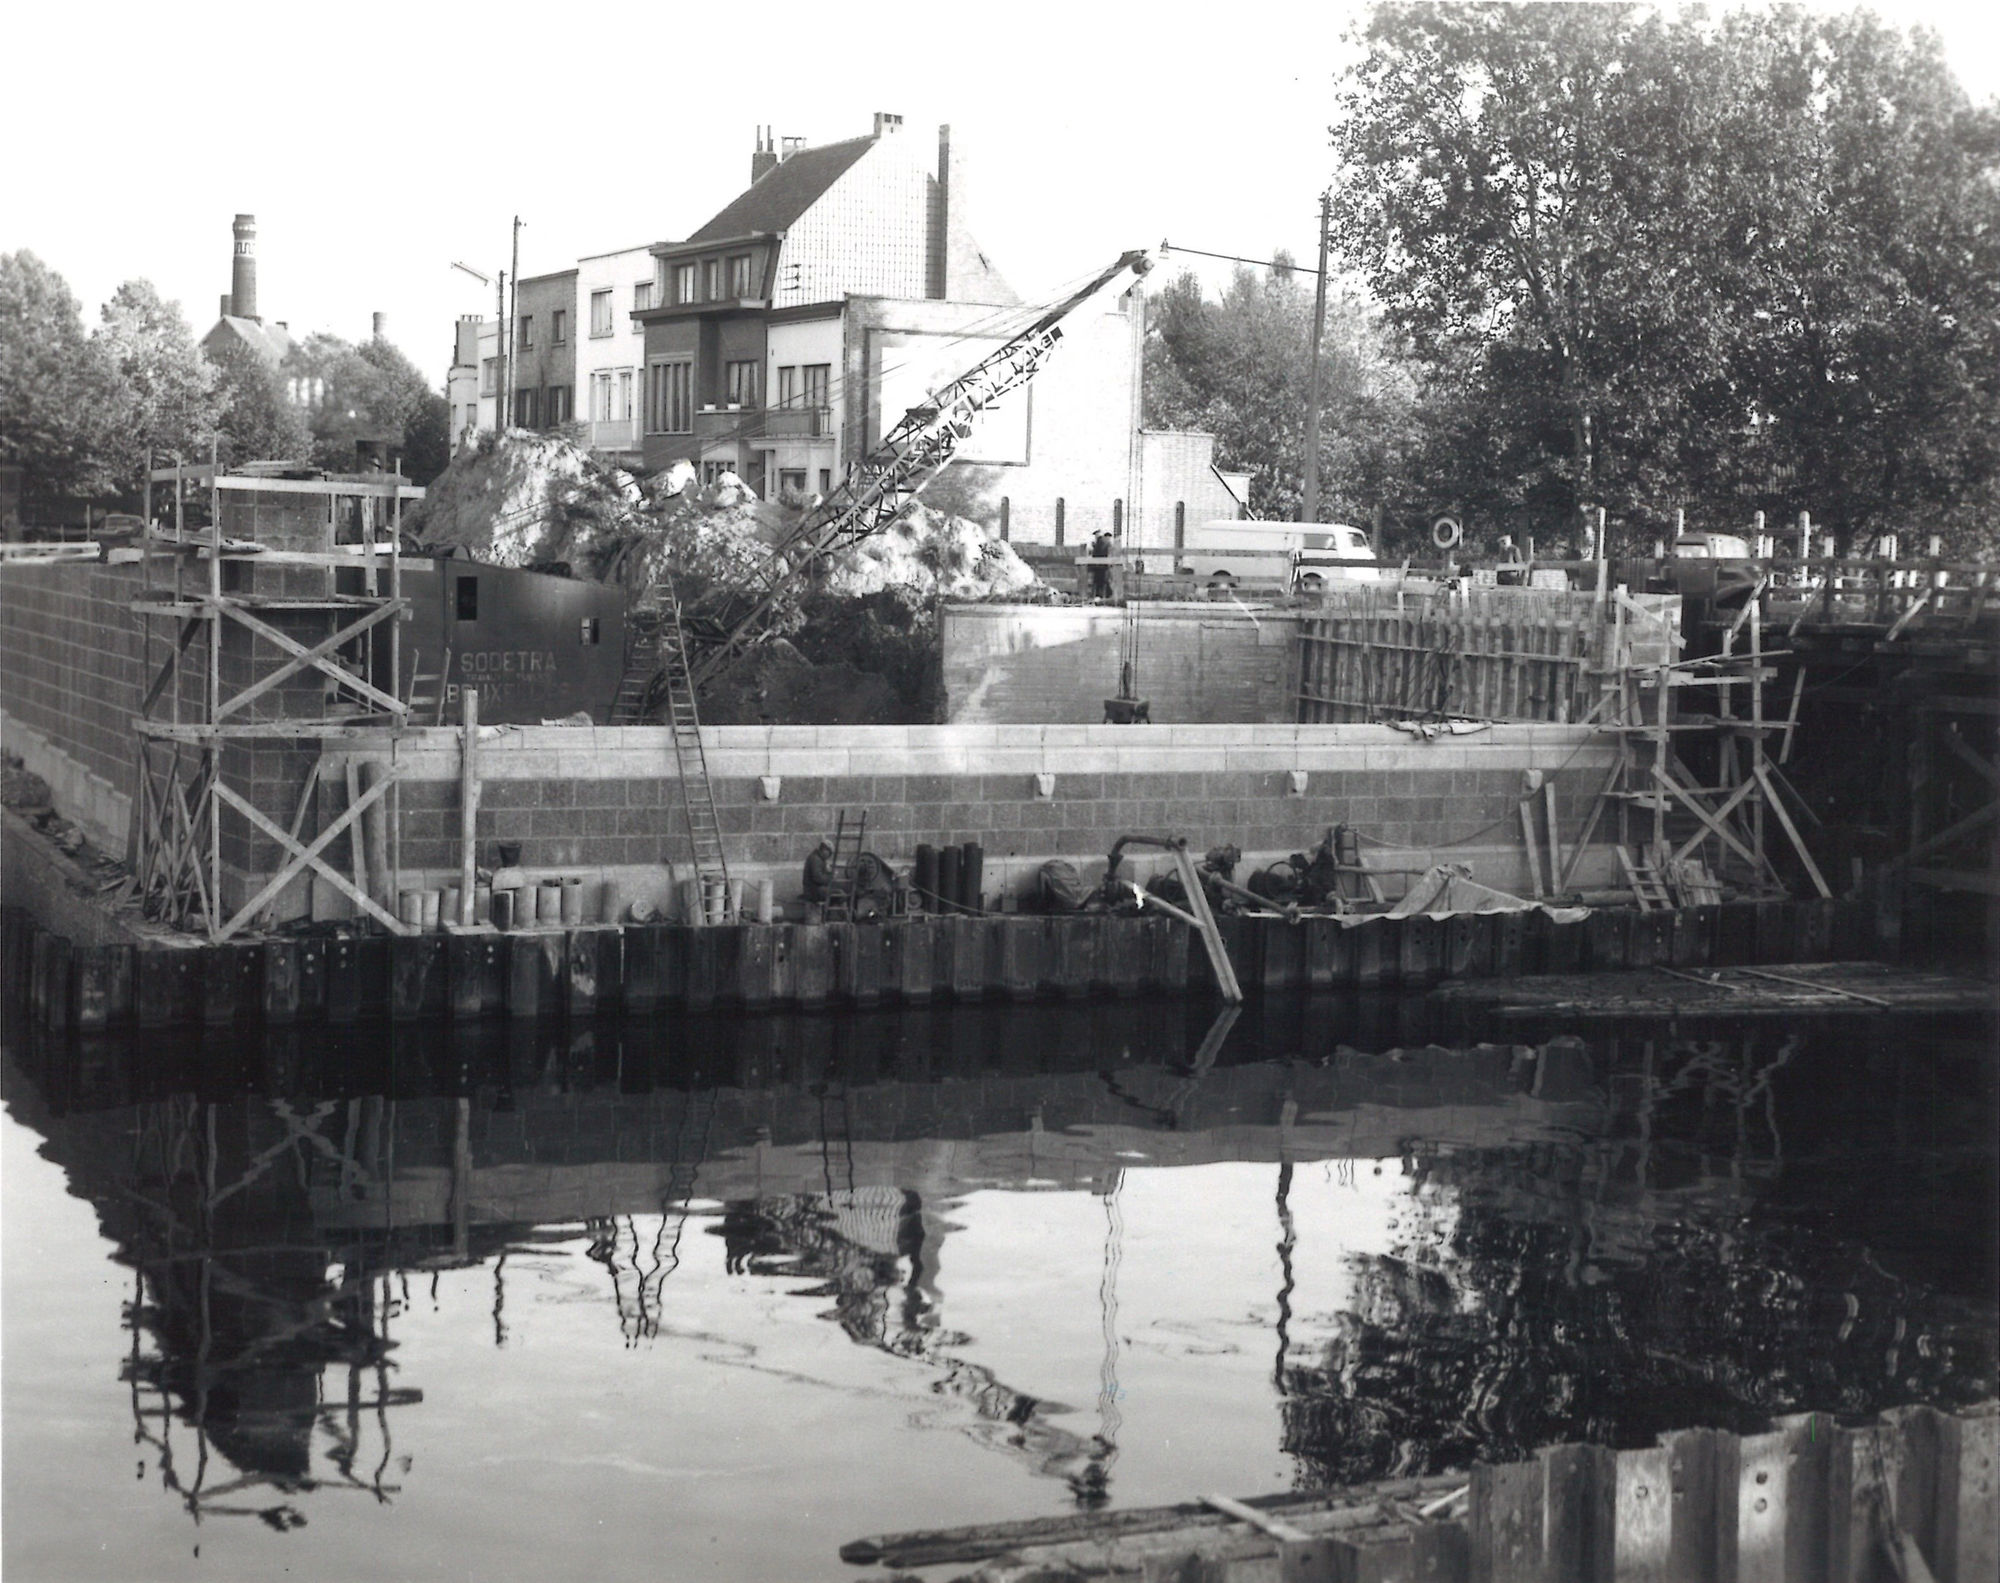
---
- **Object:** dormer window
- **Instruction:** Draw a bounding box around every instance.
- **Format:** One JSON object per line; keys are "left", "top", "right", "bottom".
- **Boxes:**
{"left": 728, "top": 254, "right": 754, "bottom": 296}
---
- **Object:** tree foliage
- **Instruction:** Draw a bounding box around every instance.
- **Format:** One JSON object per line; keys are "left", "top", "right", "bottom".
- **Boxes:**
{"left": 207, "top": 336, "right": 312, "bottom": 469}
{"left": 1142, "top": 260, "right": 1421, "bottom": 530}
{"left": 1330, "top": 1, "right": 2000, "bottom": 553}
{"left": 0, "top": 251, "right": 118, "bottom": 499}
{"left": 93, "top": 279, "right": 223, "bottom": 487}
{"left": 283, "top": 332, "right": 449, "bottom": 481}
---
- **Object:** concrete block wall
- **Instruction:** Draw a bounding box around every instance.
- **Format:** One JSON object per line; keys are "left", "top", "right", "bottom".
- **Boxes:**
{"left": 942, "top": 603, "right": 1301, "bottom": 724}
{"left": 1, "top": 561, "right": 150, "bottom": 848}
{"left": 314, "top": 721, "right": 1620, "bottom": 920}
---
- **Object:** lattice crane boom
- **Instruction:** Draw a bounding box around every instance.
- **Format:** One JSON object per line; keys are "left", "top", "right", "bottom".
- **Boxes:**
{"left": 685, "top": 248, "right": 1153, "bottom": 689}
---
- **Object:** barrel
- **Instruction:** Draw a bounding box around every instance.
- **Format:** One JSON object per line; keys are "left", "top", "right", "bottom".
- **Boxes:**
{"left": 938, "top": 845, "right": 962, "bottom": 915}
{"left": 960, "top": 842, "right": 984, "bottom": 916}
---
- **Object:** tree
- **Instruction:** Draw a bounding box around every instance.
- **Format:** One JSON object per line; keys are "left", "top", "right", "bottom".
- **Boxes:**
{"left": 1329, "top": 2, "right": 2000, "bottom": 552}
{"left": 94, "top": 280, "right": 223, "bottom": 486}
{"left": 207, "top": 337, "right": 312, "bottom": 468}
{"left": 1717, "top": 8, "right": 2000, "bottom": 553}
{"left": 0, "top": 251, "right": 118, "bottom": 498}
{"left": 1143, "top": 261, "right": 1422, "bottom": 530}
{"left": 288, "top": 331, "right": 449, "bottom": 480}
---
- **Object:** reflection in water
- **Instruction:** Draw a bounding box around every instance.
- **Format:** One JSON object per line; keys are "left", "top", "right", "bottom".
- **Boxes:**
{"left": 3, "top": 995, "right": 1994, "bottom": 1567}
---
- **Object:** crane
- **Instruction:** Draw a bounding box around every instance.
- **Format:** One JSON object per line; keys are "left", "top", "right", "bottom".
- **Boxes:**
{"left": 642, "top": 248, "right": 1152, "bottom": 912}
{"left": 679, "top": 248, "right": 1154, "bottom": 690}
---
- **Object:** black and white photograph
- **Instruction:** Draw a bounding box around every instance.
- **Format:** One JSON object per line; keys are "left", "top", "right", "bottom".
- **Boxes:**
{"left": 3, "top": 3, "right": 1997, "bottom": 1578}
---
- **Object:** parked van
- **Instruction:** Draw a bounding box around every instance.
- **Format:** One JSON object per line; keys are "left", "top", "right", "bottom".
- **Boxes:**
{"left": 1170, "top": 519, "right": 1379, "bottom": 591}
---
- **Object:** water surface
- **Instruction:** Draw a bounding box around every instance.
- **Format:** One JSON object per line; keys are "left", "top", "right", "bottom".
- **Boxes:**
{"left": 4, "top": 999, "right": 1993, "bottom": 1580}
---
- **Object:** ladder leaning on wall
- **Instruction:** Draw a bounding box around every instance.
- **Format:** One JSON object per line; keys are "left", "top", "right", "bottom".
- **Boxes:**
{"left": 654, "top": 575, "right": 729, "bottom": 910}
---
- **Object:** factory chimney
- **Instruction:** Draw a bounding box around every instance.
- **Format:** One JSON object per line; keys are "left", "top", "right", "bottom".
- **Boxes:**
{"left": 230, "top": 214, "right": 259, "bottom": 322}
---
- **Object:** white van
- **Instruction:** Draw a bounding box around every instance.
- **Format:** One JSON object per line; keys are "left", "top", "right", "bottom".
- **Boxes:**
{"left": 1169, "top": 519, "right": 1379, "bottom": 591}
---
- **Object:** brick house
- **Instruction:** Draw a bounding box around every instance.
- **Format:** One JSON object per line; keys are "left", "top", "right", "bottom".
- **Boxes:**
{"left": 634, "top": 115, "right": 1162, "bottom": 541}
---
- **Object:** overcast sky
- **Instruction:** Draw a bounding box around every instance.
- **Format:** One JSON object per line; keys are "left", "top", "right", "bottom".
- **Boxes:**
{"left": 5, "top": 2, "right": 1994, "bottom": 384}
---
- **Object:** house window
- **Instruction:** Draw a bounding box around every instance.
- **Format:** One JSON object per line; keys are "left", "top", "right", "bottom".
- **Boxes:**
{"left": 480, "top": 357, "right": 497, "bottom": 396}
{"left": 592, "top": 372, "right": 613, "bottom": 423}
{"left": 552, "top": 309, "right": 567, "bottom": 345}
{"left": 517, "top": 315, "right": 534, "bottom": 350}
{"left": 728, "top": 254, "right": 753, "bottom": 296}
{"left": 617, "top": 369, "right": 633, "bottom": 421}
{"left": 648, "top": 360, "right": 692, "bottom": 433}
{"left": 633, "top": 281, "right": 653, "bottom": 315}
{"left": 548, "top": 385, "right": 572, "bottom": 424}
{"left": 818, "top": 469, "right": 832, "bottom": 495}
{"left": 779, "top": 468, "right": 807, "bottom": 496}
{"left": 456, "top": 576, "right": 479, "bottom": 621}
{"left": 590, "top": 290, "right": 613, "bottom": 337}
{"left": 516, "top": 388, "right": 539, "bottom": 427}
{"left": 802, "top": 363, "right": 830, "bottom": 410}
{"left": 674, "top": 263, "right": 696, "bottom": 304}
{"left": 725, "top": 360, "right": 759, "bottom": 407}
{"left": 776, "top": 366, "right": 798, "bottom": 408}
{"left": 702, "top": 461, "right": 732, "bottom": 486}
{"left": 702, "top": 260, "right": 720, "bottom": 299}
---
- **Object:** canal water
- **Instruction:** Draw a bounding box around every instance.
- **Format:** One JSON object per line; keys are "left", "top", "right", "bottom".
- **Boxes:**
{"left": 3, "top": 997, "right": 1993, "bottom": 1581}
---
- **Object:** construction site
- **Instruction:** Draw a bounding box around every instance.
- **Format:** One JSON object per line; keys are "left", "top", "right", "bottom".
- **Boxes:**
{"left": 4, "top": 249, "right": 1998, "bottom": 1581}
{"left": 3, "top": 271, "right": 1996, "bottom": 1024}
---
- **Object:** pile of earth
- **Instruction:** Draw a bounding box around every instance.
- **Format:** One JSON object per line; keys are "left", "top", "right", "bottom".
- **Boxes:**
{"left": 404, "top": 432, "right": 1036, "bottom": 721}
{"left": 408, "top": 431, "right": 1034, "bottom": 598}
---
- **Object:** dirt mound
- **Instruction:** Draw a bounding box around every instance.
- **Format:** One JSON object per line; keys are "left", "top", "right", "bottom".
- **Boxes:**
{"left": 407, "top": 429, "right": 638, "bottom": 569}
{"left": 825, "top": 502, "right": 1037, "bottom": 599}
{"left": 412, "top": 433, "right": 1036, "bottom": 605}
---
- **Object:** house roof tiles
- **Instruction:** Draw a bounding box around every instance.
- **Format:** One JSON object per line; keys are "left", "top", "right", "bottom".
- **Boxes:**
{"left": 686, "top": 136, "right": 875, "bottom": 244}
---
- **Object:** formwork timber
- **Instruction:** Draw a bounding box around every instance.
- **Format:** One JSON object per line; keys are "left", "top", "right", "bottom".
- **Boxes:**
{"left": 2, "top": 894, "right": 1898, "bottom": 1031}
{"left": 839, "top": 1401, "right": 1999, "bottom": 1582}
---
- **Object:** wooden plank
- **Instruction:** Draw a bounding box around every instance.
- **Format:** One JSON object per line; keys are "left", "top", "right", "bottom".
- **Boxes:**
{"left": 1613, "top": 1444, "right": 1675, "bottom": 1581}
{"left": 1541, "top": 1443, "right": 1615, "bottom": 1583}
{"left": 1938, "top": 1405, "right": 1999, "bottom": 1583}
{"left": 1470, "top": 1458, "right": 1544, "bottom": 1582}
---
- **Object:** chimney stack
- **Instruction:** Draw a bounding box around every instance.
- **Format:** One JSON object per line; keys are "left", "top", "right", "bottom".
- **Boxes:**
{"left": 230, "top": 214, "right": 258, "bottom": 323}
{"left": 873, "top": 111, "right": 903, "bottom": 137}
{"left": 751, "top": 125, "right": 778, "bottom": 183}
{"left": 372, "top": 311, "right": 388, "bottom": 341}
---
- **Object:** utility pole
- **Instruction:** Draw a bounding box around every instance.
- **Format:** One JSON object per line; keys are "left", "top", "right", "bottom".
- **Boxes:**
{"left": 505, "top": 215, "right": 523, "bottom": 430}
{"left": 1301, "top": 190, "right": 1332, "bottom": 525}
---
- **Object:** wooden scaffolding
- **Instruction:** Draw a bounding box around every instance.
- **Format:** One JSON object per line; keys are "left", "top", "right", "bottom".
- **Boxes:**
{"left": 130, "top": 461, "right": 424, "bottom": 940}
{"left": 1573, "top": 587, "right": 1827, "bottom": 904}
{"left": 1291, "top": 581, "right": 1826, "bottom": 903}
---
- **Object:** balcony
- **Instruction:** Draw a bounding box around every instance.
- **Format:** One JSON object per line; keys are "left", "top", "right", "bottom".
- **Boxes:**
{"left": 689, "top": 406, "right": 833, "bottom": 448}
{"left": 760, "top": 406, "right": 831, "bottom": 439}
{"left": 585, "top": 418, "right": 642, "bottom": 452}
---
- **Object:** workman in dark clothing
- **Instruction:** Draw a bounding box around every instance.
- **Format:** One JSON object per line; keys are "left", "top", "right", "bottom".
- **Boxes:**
{"left": 802, "top": 840, "right": 835, "bottom": 904}
{"left": 1088, "top": 529, "right": 1114, "bottom": 599}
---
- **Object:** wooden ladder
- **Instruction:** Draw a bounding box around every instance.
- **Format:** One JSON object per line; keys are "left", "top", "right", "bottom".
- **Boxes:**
{"left": 1619, "top": 844, "right": 1675, "bottom": 911}
{"left": 608, "top": 611, "right": 661, "bottom": 725}
{"left": 657, "top": 588, "right": 728, "bottom": 900}
{"left": 821, "top": 810, "right": 867, "bottom": 922}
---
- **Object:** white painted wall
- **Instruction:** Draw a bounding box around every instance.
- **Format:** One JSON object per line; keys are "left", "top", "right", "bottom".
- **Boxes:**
{"left": 576, "top": 245, "right": 655, "bottom": 453}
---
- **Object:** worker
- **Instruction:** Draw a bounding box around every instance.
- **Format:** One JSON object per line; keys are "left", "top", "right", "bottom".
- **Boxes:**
{"left": 1088, "top": 529, "right": 1114, "bottom": 599}
{"left": 802, "top": 839, "right": 835, "bottom": 904}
